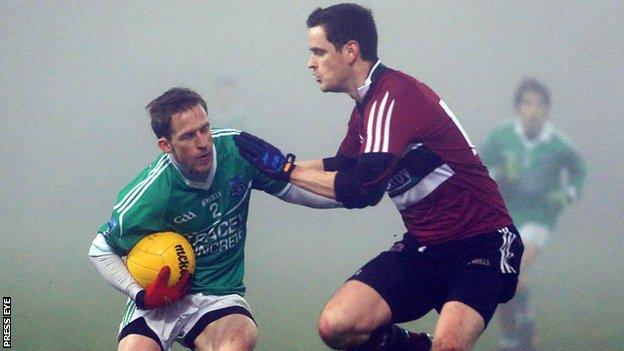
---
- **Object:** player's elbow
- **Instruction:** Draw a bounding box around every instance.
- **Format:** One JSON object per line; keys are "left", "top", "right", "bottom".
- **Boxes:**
{"left": 335, "top": 177, "right": 385, "bottom": 209}
{"left": 333, "top": 154, "right": 393, "bottom": 209}
{"left": 361, "top": 185, "right": 385, "bottom": 207}
{"left": 88, "top": 233, "right": 115, "bottom": 258}
{"left": 345, "top": 194, "right": 383, "bottom": 209}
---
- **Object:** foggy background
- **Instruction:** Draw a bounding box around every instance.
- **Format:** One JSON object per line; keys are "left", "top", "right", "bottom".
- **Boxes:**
{"left": 1, "top": 1, "right": 622, "bottom": 350}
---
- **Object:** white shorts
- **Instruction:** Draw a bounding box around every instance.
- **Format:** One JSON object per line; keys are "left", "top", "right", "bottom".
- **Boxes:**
{"left": 118, "top": 293, "right": 253, "bottom": 351}
{"left": 518, "top": 222, "right": 551, "bottom": 249}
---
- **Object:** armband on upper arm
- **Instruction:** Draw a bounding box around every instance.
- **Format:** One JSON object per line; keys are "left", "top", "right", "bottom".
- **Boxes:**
{"left": 334, "top": 153, "right": 396, "bottom": 209}
{"left": 323, "top": 154, "right": 357, "bottom": 172}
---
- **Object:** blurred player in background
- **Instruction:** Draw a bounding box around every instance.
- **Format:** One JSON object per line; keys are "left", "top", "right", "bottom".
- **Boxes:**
{"left": 480, "top": 78, "right": 587, "bottom": 351}
{"left": 234, "top": 3, "right": 524, "bottom": 350}
{"left": 210, "top": 75, "right": 248, "bottom": 131}
{"left": 88, "top": 87, "right": 341, "bottom": 351}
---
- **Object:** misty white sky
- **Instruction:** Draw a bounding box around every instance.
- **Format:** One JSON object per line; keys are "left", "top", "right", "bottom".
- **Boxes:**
{"left": 1, "top": 1, "right": 622, "bottom": 350}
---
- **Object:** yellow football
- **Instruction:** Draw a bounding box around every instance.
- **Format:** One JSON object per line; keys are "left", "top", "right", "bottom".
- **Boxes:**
{"left": 127, "top": 231, "right": 195, "bottom": 288}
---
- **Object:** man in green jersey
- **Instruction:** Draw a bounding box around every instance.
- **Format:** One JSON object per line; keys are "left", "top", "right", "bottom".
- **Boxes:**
{"left": 89, "top": 87, "right": 341, "bottom": 351}
{"left": 480, "top": 78, "right": 587, "bottom": 351}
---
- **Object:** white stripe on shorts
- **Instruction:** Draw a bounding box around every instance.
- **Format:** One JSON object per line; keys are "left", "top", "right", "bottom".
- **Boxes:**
{"left": 498, "top": 227, "right": 517, "bottom": 274}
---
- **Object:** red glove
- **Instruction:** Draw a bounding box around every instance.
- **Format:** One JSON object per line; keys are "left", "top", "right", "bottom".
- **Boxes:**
{"left": 135, "top": 266, "right": 190, "bottom": 309}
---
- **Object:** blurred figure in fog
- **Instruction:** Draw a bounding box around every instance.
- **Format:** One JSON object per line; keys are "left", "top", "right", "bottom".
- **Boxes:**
{"left": 210, "top": 75, "right": 248, "bottom": 130}
{"left": 480, "top": 78, "right": 587, "bottom": 351}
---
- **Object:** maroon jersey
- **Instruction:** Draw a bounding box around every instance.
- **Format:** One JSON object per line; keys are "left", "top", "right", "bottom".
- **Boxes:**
{"left": 338, "top": 63, "right": 512, "bottom": 244}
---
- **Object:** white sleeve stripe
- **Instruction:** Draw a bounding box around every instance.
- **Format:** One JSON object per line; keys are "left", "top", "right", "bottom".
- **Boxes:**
{"left": 373, "top": 91, "right": 389, "bottom": 152}
{"left": 116, "top": 158, "right": 169, "bottom": 214}
{"left": 382, "top": 99, "right": 395, "bottom": 153}
{"left": 118, "top": 161, "right": 169, "bottom": 237}
{"left": 439, "top": 100, "right": 477, "bottom": 155}
{"left": 364, "top": 100, "right": 377, "bottom": 153}
{"left": 113, "top": 154, "right": 169, "bottom": 211}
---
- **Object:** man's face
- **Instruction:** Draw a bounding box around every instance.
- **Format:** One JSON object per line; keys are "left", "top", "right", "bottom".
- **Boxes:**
{"left": 517, "top": 90, "right": 549, "bottom": 137}
{"left": 307, "top": 26, "right": 351, "bottom": 93}
{"left": 159, "top": 104, "right": 213, "bottom": 174}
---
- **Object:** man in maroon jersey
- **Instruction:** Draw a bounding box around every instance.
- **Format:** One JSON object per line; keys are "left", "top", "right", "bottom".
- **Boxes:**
{"left": 234, "top": 3, "right": 523, "bottom": 351}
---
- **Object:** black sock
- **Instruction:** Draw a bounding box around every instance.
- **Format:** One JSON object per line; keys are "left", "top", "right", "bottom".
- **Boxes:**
{"left": 350, "top": 325, "right": 410, "bottom": 351}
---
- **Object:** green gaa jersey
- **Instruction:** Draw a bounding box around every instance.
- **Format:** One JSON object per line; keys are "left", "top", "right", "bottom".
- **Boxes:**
{"left": 98, "top": 129, "right": 289, "bottom": 296}
{"left": 480, "top": 121, "right": 587, "bottom": 229}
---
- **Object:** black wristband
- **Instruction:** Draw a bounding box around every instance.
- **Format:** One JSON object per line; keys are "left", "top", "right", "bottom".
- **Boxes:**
{"left": 323, "top": 157, "right": 339, "bottom": 171}
{"left": 283, "top": 153, "right": 297, "bottom": 176}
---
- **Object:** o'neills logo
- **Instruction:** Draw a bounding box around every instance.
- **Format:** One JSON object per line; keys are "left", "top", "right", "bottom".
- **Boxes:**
{"left": 175, "top": 244, "right": 190, "bottom": 270}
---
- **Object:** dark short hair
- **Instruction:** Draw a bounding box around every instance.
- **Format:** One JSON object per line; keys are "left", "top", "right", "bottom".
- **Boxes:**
{"left": 514, "top": 78, "right": 551, "bottom": 109}
{"left": 307, "top": 3, "right": 378, "bottom": 62}
{"left": 146, "top": 87, "right": 207, "bottom": 139}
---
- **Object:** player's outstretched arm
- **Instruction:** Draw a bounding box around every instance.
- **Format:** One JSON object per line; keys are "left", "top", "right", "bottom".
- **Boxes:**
{"left": 291, "top": 152, "right": 395, "bottom": 209}
{"left": 234, "top": 132, "right": 394, "bottom": 208}
{"left": 234, "top": 132, "right": 297, "bottom": 182}
{"left": 295, "top": 159, "right": 325, "bottom": 170}
{"left": 277, "top": 184, "right": 343, "bottom": 208}
{"left": 289, "top": 167, "right": 337, "bottom": 199}
{"left": 234, "top": 131, "right": 338, "bottom": 197}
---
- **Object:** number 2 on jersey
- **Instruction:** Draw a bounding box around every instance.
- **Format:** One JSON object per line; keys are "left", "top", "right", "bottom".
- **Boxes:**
{"left": 209, "top": 202, "right": 221, "bottom": 218}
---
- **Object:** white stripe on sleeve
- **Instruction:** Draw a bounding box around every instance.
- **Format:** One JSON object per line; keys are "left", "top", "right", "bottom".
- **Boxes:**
{"left": 382, "top": 99, "right": 395, "bottom": 153}
{"left": 373, "top": 91, "right": 389, "bottom": 152}
{"left": 118, "top": 160, "right": 170, "bottom": 236}
{"left": 364, "top": 91, "right": 396, "bottom": 153}
{"left": 114, "top": 155, "right": 168, "bottom": 211}
{"left": 364, "top": 101, "right": 378, "bottom": 153}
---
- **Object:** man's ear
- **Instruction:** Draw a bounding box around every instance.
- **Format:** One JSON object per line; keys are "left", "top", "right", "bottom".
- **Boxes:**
{"left": 343, "top": 40, "right": 360, "bottom": 64}
{"left": 158, "top": 137, "right": 172, "bottom": 153}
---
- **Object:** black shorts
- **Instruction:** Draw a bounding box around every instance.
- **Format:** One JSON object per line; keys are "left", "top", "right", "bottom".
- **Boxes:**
{"left": 349, "top": 225, "right": 523, "bottom": 325}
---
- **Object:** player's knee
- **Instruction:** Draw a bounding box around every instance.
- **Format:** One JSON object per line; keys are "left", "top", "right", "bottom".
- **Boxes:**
{"left": 229, "top": 323, "right": 258, "bottom": 351}
{"left": 118, "top": 334, "right": 161, "bottom": 351}
{"left": 317, "top": 308, "right": 352, "bottom": 348}
{"left": 194, "top": 321, "right": 257, "bottom": 351}
{"left": 432, "top": 334, "right": 470, "bottom": 351}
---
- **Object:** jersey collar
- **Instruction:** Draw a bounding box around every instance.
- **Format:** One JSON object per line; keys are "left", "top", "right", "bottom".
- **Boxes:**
{"left": 514, "top": 120, "right": 555, "bottom": 149}
{"left": 168, "top": 145, "right": 218, "bottom": 190}
{"left": 357, "top": 60, "right": 386, "bottom": 101}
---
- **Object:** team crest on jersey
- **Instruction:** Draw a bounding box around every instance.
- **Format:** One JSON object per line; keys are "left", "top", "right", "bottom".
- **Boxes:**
{"left": 228, "top": 175, "right": 246, "bottom": 198}
{"left": 102, "top": 218, "right": 118, "bottom": 238}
